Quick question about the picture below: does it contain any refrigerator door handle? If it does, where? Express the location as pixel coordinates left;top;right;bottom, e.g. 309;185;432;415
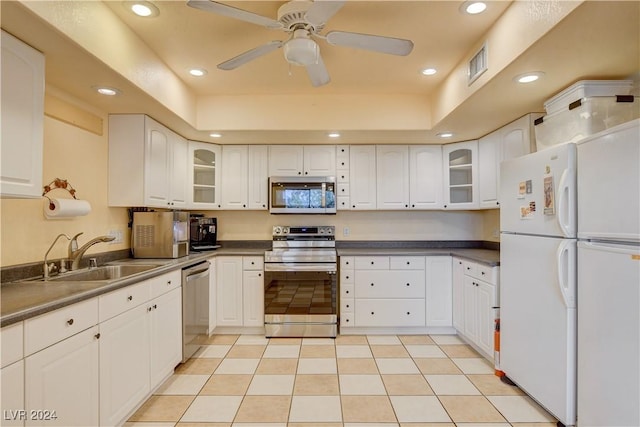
556;239;577;309
556;168;576;238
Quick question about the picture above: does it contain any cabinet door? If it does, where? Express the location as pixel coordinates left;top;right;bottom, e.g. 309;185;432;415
304;145;336;176
243;270;264;327
476;280;496;357
452;258;465;331
501;114;534;160
216;257;243;326
443;140;478;209
409;145;443;209
478;132;500;209
221;145;249;209
376;145;409;209
425;256;453;327
144;117;171;207
248;145;269;209
349;145;377;210
99;305;150;427
189;141;221;209
0;31;44;199
1;361;24;427
207;256;218;334
169;131;188;207
269;145;304;176
149;287;182;387
25;327;99;427
462;276;478;342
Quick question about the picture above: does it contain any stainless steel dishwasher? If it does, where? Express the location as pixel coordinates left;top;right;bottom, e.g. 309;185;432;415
181;260;210;362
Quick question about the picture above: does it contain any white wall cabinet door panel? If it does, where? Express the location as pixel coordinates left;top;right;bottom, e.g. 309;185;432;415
169;131;188;208
409;145;443;209
144;119;172;207
248;145;269;209
269;145;304;176
0;30;44;199
349;145;377;210
216;257;243;326
188;141;221;209
425;256;453;327
443;140;478;210
304;145;336;176
221;145;249;209
149;287;182;387
1;360;24;427
242;270;264;327
376;145;409;209
478;132;500;209
99;305;150;427
25;327;99;427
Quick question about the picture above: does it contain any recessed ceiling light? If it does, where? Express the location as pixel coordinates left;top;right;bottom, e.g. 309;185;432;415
437;132;454;138
514;71;545;84
421;68;437;76
209;133;222;138
328;132;341;138
93;86;120;96
461;1;487;14
189;68;208;77
125;1;159;17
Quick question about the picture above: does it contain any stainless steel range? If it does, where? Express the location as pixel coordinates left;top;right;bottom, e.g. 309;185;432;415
264;225;337;338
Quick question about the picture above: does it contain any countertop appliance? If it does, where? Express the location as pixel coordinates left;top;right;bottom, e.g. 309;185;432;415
189;214;220;251
500;142;578;426
575;119;639;427
269;176;336;214
181;260;211;362
132;211;189;258
264;225;337;337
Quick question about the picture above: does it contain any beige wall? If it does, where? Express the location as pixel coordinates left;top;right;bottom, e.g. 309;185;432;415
0;89;129;267
482;209;501;243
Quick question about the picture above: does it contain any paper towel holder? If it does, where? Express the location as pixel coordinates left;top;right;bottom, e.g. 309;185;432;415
43;178;78;208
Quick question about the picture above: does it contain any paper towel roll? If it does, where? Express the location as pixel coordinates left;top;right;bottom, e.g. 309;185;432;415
44;198;92;219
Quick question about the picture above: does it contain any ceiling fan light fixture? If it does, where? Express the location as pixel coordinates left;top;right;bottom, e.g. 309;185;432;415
284;30;319;66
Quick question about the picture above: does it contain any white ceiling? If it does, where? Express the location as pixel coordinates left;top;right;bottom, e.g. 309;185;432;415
1;1;639;144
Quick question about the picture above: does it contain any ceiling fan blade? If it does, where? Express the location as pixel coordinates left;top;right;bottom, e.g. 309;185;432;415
186;0;283;29
305;54;331;87
305;0;345;27
218;41;283;70
326;31;414;56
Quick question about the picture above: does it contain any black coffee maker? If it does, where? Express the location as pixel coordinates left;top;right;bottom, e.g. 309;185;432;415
189;214;219;251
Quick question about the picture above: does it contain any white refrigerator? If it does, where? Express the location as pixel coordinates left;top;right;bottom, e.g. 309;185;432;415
500;142;578;426
576;119;639;427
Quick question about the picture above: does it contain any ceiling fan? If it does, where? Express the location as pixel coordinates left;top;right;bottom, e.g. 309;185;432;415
186;0;414;87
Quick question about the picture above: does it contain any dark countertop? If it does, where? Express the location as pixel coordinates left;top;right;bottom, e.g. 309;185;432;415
1;242;498;327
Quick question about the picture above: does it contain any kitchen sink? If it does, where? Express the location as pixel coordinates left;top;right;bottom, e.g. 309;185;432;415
46;264;161;282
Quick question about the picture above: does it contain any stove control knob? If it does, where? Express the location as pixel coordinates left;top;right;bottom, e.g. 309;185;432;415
283;226;290;235
273;226;282;235
319;228;325;234
325;227;333;235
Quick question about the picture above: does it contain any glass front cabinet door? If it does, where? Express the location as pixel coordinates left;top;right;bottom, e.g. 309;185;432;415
442;140;479;209
188;141;221;209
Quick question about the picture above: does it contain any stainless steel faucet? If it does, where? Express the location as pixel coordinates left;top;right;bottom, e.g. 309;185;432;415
68;232;115;270
44;233;71;280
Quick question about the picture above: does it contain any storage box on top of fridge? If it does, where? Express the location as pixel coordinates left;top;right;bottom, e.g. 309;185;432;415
543;79;634;114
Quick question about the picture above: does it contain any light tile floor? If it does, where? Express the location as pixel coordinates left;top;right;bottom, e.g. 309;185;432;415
126;334;557;427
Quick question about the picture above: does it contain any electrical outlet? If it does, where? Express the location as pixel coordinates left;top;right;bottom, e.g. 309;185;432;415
492;228;499;238
108;229;124;244
343;226;350;237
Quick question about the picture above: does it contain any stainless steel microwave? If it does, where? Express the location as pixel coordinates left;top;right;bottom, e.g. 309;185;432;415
269;176;336;214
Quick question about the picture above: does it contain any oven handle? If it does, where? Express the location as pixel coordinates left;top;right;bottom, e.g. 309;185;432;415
264;262;337;273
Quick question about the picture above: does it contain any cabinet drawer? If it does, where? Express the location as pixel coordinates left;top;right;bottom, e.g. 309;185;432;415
390;256;425;270
340;313;354;328
476;264;498;284
337;183;350;196
243;256;264;271
150;270;181;299
355;270;425;298
1;322;23;367
341;283;354;299
340;269;354;284
355;256;390;270
99;281;151;323
340;298;354;313
24;298;99;356
355;299;425;327
337;171;349;182
337;196;350;210
336;156;349;170
462;261;478;277
340;256;354;270
336;145;350;157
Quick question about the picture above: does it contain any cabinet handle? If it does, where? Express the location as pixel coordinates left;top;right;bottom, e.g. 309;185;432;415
466;267;471;270
346;304;350;308
304;171;308;175
406;261;410;265
406;283;410;286
243;204;246;208
128;295;133;301
263;204;266;208
153;304;157;309
345;318;350;322
370;283;374;286
94;333;101;340
251;261;255;265
298;172;302;175
345;275;350;279
346;261;349;265
407;312;411;315
444;204;448;208
345;290;349;294
405;204;408;208
352;205;356;208
371;261;374;265
67;318;74;326
167;280;171;285
481;271;485;275
412;204;415;208
371;312;375;315
148;306;152;312
258;273;262;277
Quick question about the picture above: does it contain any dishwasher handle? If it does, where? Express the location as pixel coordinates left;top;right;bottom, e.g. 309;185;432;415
183;261;210;280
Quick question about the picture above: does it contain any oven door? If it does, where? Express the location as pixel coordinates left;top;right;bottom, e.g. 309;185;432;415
264;262;337;337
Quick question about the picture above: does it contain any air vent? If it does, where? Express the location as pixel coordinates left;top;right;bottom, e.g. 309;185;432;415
468;42;488;85
135;224;155;248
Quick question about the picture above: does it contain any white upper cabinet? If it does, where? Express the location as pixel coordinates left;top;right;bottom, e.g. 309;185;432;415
349;145;377;210
1;30;44;199
409;145;443;209
221;145;268;210
376;145;409;209
442;140;479;210
269;145;336;176
108;114;188;208
479;114;536;209
188;141;221;209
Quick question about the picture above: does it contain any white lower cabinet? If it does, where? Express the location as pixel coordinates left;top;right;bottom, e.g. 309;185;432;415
216;256;265;329
149;287;182;387
1;360;24;427
243;270;264;327
355;299;425;327
25;326;100;427
452;257;465;331
425;256;453;327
